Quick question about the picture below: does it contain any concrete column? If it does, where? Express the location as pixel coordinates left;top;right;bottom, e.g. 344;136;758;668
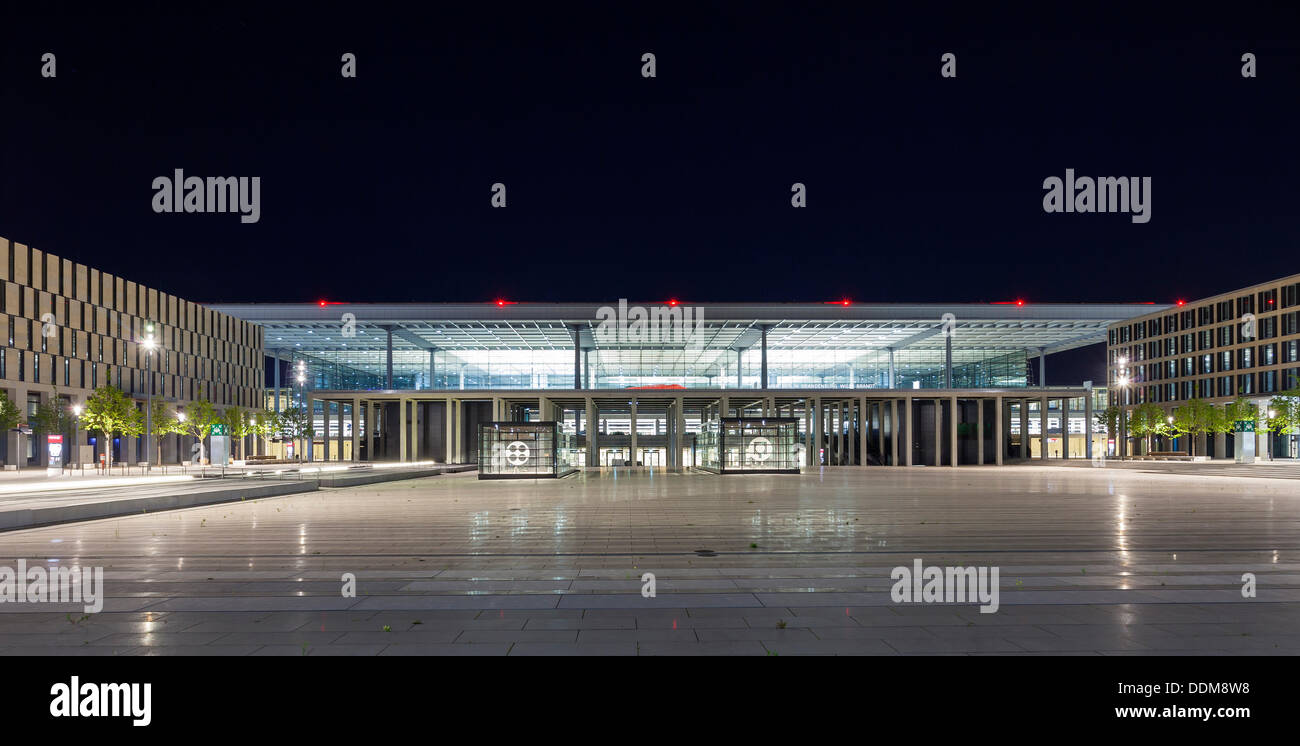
1214;431;1226;460
949;396;958;466
586;398;598;467
735;349;742;388
337;401;346;461
349;399;359;461
804;400;814;466
860;396;869;467
760;325;768;389
666;401;676;469
834;401;844;465
812;397;823;465
1084;390;1094;460
995;396;1004;465
903;397;914;466
410;401;419;461
1019;400;1028;459
368;402;378;461
945;335;953;388
887;400;896;465
1039;395;1049;460
1038;348;1046;387
453;399;464;463
629;399;638;466
321;401;331;461
429;349;436;390
888;349;896;389
444;397;455;463
675;397;686;470
1060;397;1070;459
720;395;730;419
398;399;408;462
933;398;943;467
977;398;985;465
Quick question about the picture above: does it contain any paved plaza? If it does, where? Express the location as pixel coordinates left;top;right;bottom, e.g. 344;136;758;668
0;465;1298;655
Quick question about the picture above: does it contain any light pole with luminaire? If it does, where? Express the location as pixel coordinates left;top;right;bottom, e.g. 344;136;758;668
72;404;82;471
1116;355;1130;460
142;323;157;469
296;360;307;462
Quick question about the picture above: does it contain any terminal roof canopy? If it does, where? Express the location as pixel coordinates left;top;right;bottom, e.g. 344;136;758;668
211;302;1162;359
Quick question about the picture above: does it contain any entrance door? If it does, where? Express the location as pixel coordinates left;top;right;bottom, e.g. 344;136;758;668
641;449;660;467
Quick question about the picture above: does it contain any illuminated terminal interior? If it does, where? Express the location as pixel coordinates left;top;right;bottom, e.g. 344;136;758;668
210;300;1147;468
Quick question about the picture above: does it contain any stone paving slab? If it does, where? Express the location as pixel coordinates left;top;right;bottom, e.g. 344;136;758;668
0;467;1298;655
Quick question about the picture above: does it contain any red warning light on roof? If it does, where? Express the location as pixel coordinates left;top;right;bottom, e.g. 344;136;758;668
668;299;679;307
823;299;851;306
1176;299;1185;306
494;299;517;307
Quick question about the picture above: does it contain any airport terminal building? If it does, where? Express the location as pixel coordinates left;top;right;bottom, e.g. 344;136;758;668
211;299;1159;468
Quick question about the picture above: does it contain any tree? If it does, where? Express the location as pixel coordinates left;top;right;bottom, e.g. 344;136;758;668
148;400;186;465
32;387;71;433
1129;402;1173;455
277;406;314;460
179;399;220;463
1265;385;1300;436
79;385;143;469
0;391;20;466
251;410;280;456
1096;405;1120;456
221;406;252;459
1170;399;1218;457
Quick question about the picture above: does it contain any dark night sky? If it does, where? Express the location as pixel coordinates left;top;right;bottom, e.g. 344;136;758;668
1;1;1297;317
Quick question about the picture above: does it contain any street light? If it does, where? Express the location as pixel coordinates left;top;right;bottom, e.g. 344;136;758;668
142;323;157;470
296;360;307;462
1115;352;1131;459
72;404;82;470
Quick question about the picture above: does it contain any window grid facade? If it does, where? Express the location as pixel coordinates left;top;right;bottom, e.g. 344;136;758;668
1107;273;1300;408
0;236;264;410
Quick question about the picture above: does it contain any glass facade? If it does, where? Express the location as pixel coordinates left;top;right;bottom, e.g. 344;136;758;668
277;329;1031;392
477;421;578;479
699;417;800;474
225;302;1149;396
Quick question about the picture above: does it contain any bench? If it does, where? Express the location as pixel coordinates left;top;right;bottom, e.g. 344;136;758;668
1136;451;1193;461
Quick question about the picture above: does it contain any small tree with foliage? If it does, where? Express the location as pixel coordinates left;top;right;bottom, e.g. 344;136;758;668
32;387;75;446
1129;402;1173;455
180;399;220;463
221;407;253;460
148;400;186;464
1095;405;1120;457
1170;398;1218;457
277;406;314;461
1265;384;1300;437
251;410;280;457
79;385;143;469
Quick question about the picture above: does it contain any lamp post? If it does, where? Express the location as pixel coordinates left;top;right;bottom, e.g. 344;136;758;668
142;323;157;469
1116;355;1129;460
1167;415;1175;455
296;360;307;462
72;404;82;471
